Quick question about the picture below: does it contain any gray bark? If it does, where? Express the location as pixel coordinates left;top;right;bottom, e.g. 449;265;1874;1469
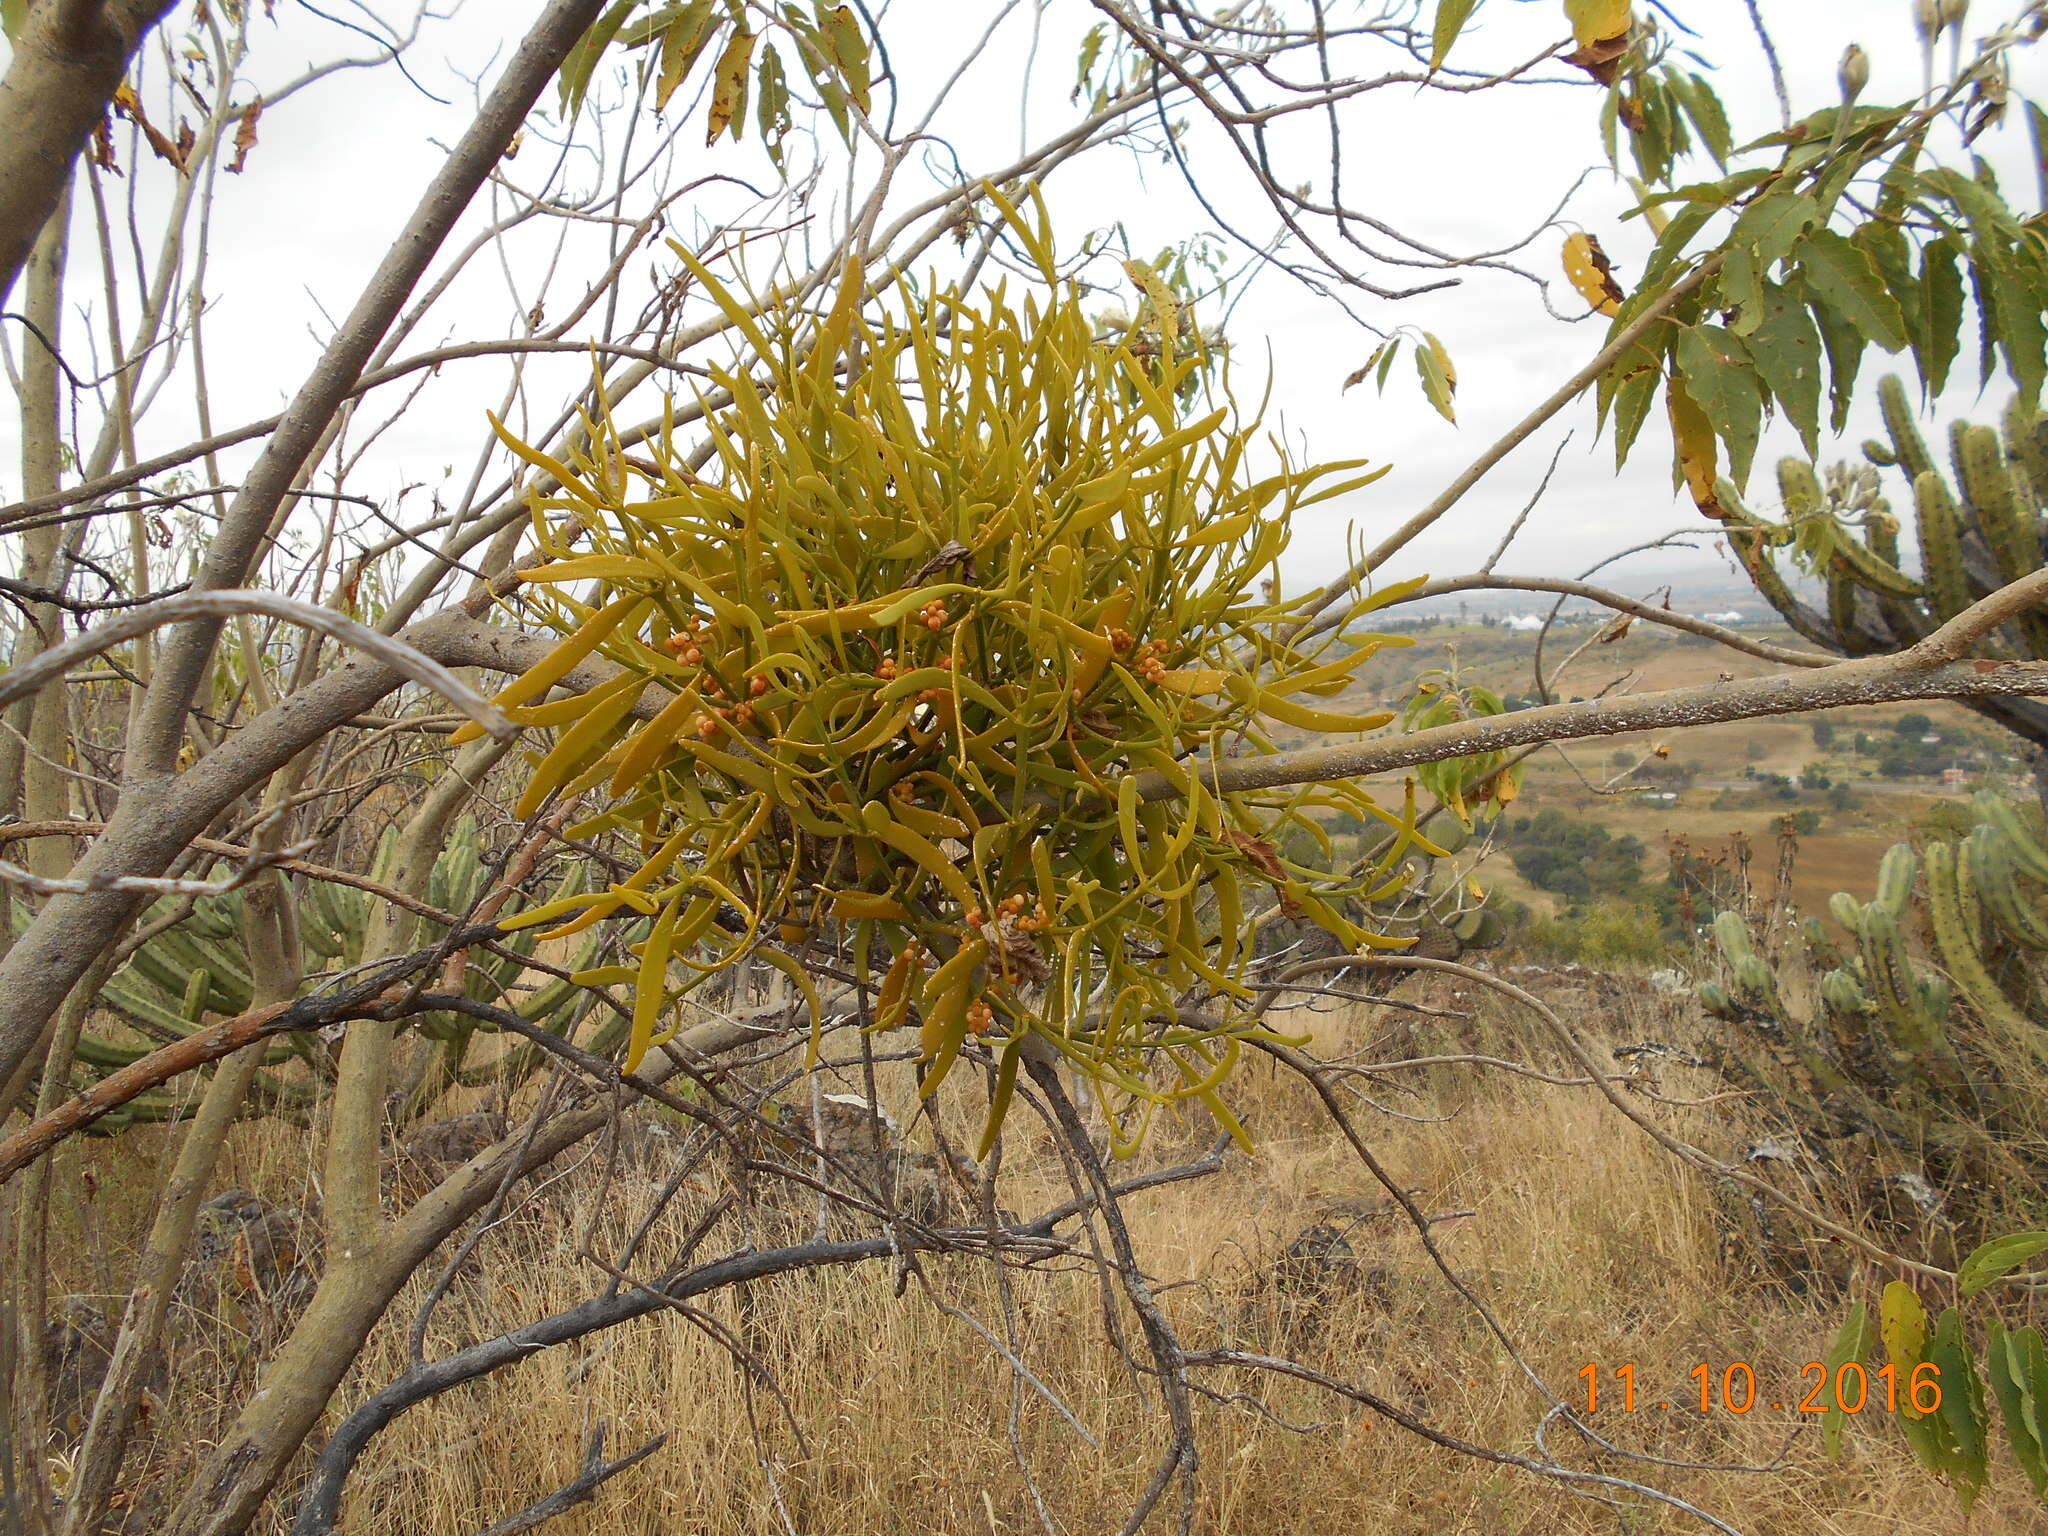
0;0;178;307
0;0;614;1096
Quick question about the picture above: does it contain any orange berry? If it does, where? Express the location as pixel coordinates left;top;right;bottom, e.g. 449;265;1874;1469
936;655;953;670
965;908;985;928
682;646;702;665
749;674;769;697
693;714;717;739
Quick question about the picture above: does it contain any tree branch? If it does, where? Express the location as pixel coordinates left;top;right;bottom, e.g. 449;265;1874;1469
0;588;515;739
0;0;180;305
470;1424;667;1536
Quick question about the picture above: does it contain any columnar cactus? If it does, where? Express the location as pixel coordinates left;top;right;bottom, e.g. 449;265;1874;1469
13;819;607;1132
1700;793;2048;1177
1721;375;2048;752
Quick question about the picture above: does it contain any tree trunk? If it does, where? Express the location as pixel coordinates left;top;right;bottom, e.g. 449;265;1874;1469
0;0;178;307
0;0;615;1095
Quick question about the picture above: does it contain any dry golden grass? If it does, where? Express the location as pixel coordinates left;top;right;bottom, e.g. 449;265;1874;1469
60;978;2048;1535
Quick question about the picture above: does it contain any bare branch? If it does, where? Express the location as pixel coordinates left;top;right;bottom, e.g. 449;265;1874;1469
470;1423;667;1536
0;589;515;741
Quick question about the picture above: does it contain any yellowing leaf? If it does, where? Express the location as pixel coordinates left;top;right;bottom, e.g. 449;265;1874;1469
1563;0;1632;49
1562;231;1624;317
1881;1281;1931;1415
1417;332;1457;422
655;1;719;112
705;27;756;145
821;4;871;112
1665;375;1724;520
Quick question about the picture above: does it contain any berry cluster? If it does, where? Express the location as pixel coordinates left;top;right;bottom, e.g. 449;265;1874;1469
876;648;957;704
964;893;1051;933
917;598;950;631
965;998;995;1035
663;612;708;664
1133;638;1171;684
658;618;772;740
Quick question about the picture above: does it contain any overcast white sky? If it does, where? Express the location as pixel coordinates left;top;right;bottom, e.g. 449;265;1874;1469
3;1;2043;601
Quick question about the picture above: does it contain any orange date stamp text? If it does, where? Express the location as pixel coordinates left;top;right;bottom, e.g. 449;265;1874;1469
1579;1361;1943;1415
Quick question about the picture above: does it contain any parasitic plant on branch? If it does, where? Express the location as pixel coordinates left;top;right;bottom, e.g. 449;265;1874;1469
475;195;1477;1156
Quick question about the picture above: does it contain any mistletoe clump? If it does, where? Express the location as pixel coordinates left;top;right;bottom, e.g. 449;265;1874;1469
468;194;1440;1154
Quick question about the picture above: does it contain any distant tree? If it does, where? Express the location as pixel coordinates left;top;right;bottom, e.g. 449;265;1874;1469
1639;758;1695;788
1511;846;1564;887
1917;802;1976;842
1895;712;1936;738
1549;867;1594;904
1802;764;1832;789
1811;720;1837;749
1878;741;1945;778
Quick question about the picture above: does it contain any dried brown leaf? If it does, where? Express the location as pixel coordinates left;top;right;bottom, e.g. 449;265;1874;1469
1563;31;1630;87
89;114;120;175
227;96;262;175
112;84;189;174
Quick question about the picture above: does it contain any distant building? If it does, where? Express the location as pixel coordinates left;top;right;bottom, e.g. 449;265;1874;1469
1943;767;1969;786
